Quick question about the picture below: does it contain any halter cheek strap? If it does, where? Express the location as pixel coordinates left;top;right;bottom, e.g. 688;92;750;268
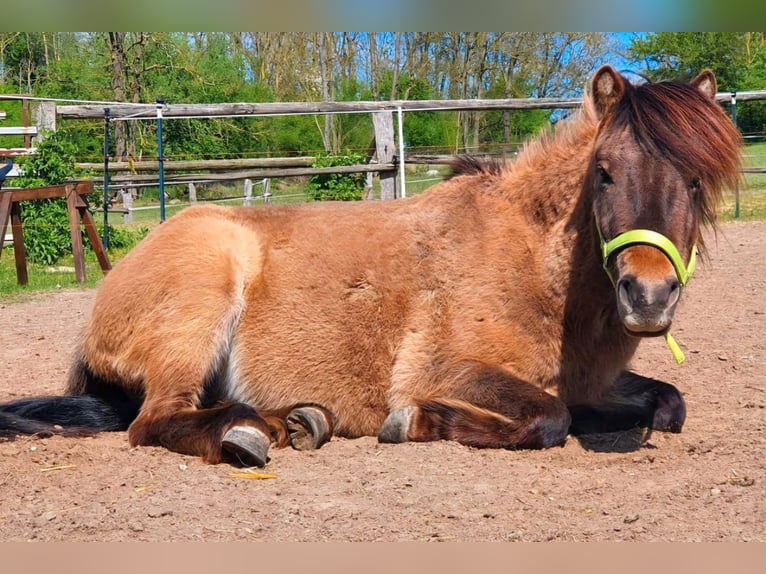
597;223;698;364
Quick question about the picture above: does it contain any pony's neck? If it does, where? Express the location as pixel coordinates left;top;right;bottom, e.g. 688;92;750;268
510;107;600;232
512;107;628;356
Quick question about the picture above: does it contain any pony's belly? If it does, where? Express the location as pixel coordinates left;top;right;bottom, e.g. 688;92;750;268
222;331;391;438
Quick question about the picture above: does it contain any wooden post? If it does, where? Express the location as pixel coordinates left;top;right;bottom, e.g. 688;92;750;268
76;194;112;276
364;172;374;200
372;111;397;200
243;179;253;206
0;192;29;285
66;185;87;283
32;101;57;143
0;191;10;249
121;188;133;223
262;178;271;203
1;192;28;285
188;182;197;204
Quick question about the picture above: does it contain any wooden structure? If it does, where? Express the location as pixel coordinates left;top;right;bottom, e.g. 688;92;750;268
0;97;41;158
0;181;111;285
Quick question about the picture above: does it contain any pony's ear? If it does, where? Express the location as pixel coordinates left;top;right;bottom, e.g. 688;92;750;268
690;70;717;100
591;66;626;119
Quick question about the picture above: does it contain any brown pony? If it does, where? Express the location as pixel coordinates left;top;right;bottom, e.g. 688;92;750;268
0;66;742;467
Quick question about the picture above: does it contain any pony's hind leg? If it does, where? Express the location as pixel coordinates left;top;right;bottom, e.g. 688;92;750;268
567;371;686;436
129;400;334;467
128;397;273;466
380;361;571;450
84;208;279;466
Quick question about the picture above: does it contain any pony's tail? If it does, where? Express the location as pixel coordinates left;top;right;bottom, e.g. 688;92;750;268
0;360;140;440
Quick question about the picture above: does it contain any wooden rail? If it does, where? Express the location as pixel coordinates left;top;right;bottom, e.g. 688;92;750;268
0;126;38;136
52;89;766;120
77;156;317;173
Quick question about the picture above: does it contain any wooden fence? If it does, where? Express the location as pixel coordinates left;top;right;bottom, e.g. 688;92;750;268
3;88;766;208
59;90;766;199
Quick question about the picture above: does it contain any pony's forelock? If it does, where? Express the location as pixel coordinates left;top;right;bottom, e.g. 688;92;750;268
605;78;742;233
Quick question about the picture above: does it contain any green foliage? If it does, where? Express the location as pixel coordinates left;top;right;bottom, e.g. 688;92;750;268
629;32;766;134
482;79;552;145
84;224;148;252
15;131;82;265
378;73;456;151
4;32;766;193
630;33;744;87
16;199;72;266
15;130;79;189
306;151;367;201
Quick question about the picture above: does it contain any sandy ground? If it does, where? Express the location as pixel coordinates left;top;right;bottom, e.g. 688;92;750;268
0;220;763;542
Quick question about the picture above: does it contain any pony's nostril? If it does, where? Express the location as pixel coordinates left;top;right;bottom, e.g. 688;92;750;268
666;278;682;306
617;276;637;309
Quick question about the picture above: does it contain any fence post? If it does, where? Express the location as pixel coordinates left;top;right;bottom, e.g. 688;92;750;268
156;100;166;221
244;178;253;206
103;108;110;248
31;100;56;143
372;111;396;200
397;106;406;198
188;182;197;204
364;172;374;200
121;188;134;224
731;92;740;219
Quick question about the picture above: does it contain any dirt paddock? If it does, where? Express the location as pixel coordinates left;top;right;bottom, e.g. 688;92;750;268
0;220;763;542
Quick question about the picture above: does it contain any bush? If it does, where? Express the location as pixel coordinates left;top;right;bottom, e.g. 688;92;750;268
306;151;367;201
16;199;72;265
87;224;149;252
15;130;81;265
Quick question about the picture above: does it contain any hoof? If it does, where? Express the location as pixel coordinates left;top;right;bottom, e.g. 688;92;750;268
378;406;415;444
222;425;271;467
286;406;333;451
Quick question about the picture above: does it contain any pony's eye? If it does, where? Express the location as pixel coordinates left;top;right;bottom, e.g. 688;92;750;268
596;163;613;185
689;178;702;192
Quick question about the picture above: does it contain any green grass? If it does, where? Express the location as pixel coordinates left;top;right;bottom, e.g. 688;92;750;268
112;170;448;227
0;246;133;302
720;140;766;221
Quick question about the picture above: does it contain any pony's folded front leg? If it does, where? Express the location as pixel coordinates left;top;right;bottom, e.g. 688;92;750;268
128;400;273;467
379;362;571;450
567;371;686;436
256;403;336;451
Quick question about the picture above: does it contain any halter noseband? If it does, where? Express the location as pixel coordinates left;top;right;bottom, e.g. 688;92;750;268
596;222;698;364
600;228;697;288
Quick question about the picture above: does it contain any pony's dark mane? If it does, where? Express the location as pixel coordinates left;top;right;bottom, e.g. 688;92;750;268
446;155;504;180
607;79;742;232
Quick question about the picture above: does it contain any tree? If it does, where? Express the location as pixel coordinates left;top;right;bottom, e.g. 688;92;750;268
1;32;631;165
629;32;766;134
630;32;744;87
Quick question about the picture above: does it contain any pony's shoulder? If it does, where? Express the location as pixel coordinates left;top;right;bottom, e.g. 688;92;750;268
446;155;504;180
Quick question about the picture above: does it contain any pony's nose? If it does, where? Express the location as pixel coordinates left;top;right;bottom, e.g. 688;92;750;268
617;274;681;333
618;275;681;309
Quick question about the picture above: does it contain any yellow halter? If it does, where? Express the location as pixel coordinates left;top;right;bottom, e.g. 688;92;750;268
597;223;698;364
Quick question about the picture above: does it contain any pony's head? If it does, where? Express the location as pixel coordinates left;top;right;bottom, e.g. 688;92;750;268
587;66;741;337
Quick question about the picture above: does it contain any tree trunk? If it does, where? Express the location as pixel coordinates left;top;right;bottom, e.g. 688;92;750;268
107;33;131;161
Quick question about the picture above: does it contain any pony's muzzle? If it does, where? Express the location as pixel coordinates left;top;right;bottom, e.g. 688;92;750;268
616;273;681;335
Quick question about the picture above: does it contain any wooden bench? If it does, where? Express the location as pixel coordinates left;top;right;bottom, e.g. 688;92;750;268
0;181;111;285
